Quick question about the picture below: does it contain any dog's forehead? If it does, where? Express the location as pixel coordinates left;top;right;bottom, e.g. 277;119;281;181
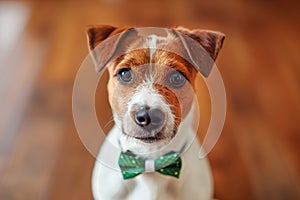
129;31;179;52
117;33;185;69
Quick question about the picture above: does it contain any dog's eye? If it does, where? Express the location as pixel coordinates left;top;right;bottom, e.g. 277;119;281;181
117;68;134;84
168;71;186;88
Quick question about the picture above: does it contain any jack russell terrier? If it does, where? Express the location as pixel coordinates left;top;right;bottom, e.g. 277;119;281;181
86;25;225;200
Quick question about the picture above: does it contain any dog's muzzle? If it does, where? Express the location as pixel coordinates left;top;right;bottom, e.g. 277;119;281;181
134;106;165;131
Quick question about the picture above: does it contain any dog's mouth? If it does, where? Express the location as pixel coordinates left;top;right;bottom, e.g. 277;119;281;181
122;127;177;144
130;132;164;143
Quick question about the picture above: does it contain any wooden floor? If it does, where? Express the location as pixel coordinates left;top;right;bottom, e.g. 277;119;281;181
0;0;300;199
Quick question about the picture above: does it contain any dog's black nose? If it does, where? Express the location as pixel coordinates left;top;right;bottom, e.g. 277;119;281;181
134;107;151;126
134;107;165;130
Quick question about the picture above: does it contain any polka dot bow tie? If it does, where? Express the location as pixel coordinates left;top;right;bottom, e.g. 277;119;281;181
118;151;182;180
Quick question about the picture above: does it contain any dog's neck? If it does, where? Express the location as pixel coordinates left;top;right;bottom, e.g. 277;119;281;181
118;101;198;160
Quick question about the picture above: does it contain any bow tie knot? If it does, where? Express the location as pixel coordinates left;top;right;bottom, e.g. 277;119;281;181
118;151;182;180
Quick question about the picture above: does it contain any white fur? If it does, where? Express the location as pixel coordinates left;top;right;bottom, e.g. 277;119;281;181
92;102;214;200
145;32;176;62
147;34;157;61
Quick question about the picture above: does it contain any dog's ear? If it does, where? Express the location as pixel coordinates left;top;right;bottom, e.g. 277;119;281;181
86;25;135;72
173;27;225;77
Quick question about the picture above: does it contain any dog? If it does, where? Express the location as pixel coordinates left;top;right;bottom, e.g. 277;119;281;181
86;25;225;200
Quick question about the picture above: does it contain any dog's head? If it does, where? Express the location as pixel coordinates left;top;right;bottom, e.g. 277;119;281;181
86;25;224;148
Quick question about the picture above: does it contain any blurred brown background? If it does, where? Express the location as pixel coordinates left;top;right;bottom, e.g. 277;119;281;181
0;0;300;199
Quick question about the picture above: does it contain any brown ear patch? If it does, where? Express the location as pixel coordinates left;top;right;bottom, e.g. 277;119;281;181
86;25;116;50
86;25;134;50
174;27;225;61
188;29;225;61
85;25;136;72
173;27;225;77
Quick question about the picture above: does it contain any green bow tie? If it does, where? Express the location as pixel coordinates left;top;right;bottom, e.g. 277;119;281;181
118;151;182;180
